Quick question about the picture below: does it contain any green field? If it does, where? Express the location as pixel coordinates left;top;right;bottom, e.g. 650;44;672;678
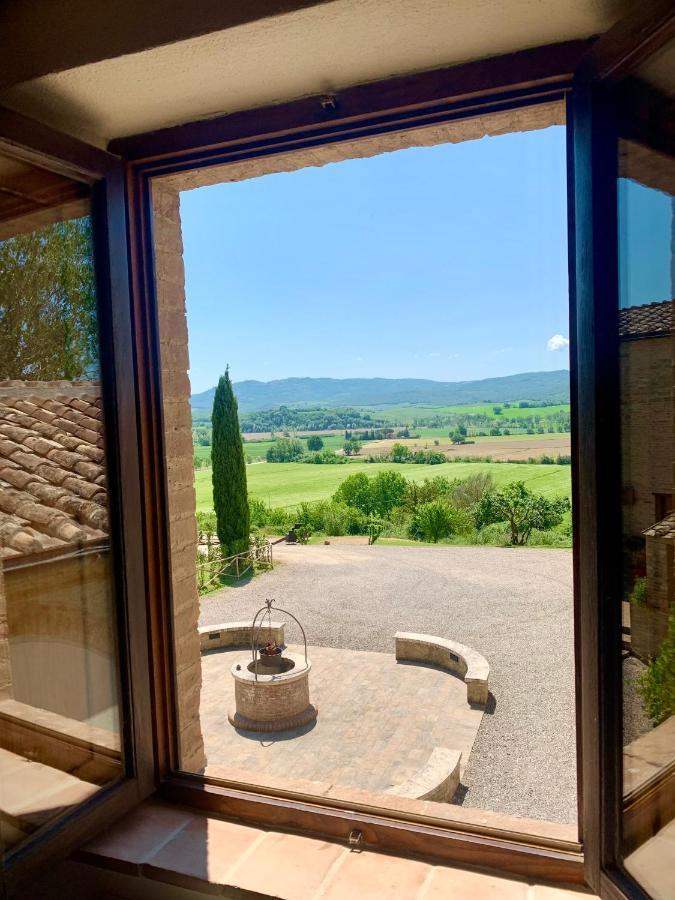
195;433;345;466
194;458;571;513
367;402;570;424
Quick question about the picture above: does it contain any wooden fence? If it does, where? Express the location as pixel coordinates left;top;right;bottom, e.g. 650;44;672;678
197;539;274;595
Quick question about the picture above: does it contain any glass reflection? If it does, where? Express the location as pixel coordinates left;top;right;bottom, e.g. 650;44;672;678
0;155;123;855
619;136;675;894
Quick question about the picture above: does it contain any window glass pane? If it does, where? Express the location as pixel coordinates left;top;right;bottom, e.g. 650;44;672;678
618;131;675;895
0;153;123;856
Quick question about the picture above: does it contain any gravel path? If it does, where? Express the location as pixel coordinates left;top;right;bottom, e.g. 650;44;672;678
200;542;576;825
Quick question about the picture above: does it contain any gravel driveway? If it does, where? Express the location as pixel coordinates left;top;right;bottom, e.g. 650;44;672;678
200;541;576;825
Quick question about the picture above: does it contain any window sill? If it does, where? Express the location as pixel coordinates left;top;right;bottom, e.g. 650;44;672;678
75;800;595;899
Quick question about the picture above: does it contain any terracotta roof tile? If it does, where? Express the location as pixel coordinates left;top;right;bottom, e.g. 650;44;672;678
0;381;108;561
619;300;673;339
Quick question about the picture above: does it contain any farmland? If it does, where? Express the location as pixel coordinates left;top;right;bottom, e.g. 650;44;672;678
194;457;571;513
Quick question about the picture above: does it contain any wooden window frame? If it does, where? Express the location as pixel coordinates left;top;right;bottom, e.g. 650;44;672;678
121;40;588;889
0;108;155;899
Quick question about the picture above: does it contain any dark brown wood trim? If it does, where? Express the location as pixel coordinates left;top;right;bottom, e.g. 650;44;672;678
578;1;675;84
125;166;180;780
623;765;675;857
0;105;119;181
112;40;590;162
566;78;622;896
159;778;585;886
0;0;334;90
92;164;155;798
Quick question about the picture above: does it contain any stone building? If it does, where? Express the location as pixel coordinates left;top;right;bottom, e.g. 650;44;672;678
620;299;675;658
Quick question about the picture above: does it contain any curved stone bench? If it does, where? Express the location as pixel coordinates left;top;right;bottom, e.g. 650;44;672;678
394;632;489;706
199;621;285;652
386;748;461;802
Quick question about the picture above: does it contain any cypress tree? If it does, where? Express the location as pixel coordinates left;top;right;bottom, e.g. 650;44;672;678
211;368;250;557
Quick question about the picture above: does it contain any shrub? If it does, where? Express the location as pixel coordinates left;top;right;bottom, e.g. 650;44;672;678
333;472;373;514
639;606;675;724
294;525;311;544
343;438;362;456
305;449;347;464
306;435;324;451
475;481;570;546
390;442;412;462
266;506;294;530
450;472;494;510
266;438;305;462
370;470;408;517
630;576;647;608
249;496;268;527
409;500;471;543
196;510;217;545
297;500;366;536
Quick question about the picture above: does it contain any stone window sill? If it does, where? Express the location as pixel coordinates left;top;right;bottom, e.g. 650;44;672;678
74;800;596;899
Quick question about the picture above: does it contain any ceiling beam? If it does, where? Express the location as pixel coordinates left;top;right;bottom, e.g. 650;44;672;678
0;0;333;90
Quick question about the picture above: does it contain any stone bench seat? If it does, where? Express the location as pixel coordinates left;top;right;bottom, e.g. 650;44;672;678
385;747;461;802
198;621;285;652
394;632;489;706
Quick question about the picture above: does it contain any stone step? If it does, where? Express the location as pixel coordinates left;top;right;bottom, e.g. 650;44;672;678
0;747;99;851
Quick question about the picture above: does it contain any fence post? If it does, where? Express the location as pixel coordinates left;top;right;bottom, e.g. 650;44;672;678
235;555;239;579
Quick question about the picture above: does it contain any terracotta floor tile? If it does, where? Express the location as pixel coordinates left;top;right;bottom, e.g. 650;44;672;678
82;802;199;872
228;831;345;899
531;885;595;898
319;849;430;900
142;815;265;893
424;865;528;899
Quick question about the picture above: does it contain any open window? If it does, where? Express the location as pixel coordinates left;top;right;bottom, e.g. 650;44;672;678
0;115;153;894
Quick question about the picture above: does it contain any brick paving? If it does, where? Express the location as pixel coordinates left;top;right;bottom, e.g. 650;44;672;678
200;644;483;793
200;542;576;823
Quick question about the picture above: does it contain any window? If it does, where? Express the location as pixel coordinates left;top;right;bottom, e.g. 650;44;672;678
0;152;125;856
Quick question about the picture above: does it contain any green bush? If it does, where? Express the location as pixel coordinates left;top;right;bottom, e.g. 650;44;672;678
639;606;675;724
475;481;570;546
306;435;324;451
266;506;295;530
629;576;647;608
297;500;367;536
305;449;347;464
409;500;471;543
249;496;268;527
266;438;305;462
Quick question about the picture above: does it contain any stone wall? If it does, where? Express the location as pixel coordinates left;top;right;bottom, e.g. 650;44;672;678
151;182;206;772
4;552;118;724
620;335;674;536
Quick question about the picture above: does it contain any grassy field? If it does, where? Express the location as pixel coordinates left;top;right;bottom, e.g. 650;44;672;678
367;402;570;424
194;458;571;512
195;433;345;466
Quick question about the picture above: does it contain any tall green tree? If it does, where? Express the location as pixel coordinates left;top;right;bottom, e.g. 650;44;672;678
0;218;99;380
211;368;250;557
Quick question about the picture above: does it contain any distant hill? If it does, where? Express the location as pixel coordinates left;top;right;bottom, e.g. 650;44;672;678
191;370;569;413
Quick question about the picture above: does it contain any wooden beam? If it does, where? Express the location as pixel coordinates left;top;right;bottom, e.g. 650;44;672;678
0;106;119;182
112;39;591;163
0;0;333;90
578;0;675;83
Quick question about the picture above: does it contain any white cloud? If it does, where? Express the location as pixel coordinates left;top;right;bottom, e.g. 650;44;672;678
547;334;569;352
447;353;460;360
428;352;441;358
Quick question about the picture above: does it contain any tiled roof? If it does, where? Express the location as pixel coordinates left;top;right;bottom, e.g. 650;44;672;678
0;381;108;562
643;511;675;541
619;300;673;340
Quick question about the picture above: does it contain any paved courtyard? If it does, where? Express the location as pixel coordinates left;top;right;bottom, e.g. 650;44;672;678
200;542;576;824
201;644;483;793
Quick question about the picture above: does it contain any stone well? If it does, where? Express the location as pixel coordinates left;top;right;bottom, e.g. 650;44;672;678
228;651;317;732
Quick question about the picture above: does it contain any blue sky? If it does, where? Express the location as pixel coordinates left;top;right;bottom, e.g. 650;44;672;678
181;126;571;393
